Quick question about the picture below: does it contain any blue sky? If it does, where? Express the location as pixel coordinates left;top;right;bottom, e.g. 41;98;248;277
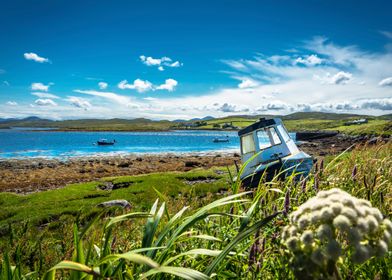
1;0;392;119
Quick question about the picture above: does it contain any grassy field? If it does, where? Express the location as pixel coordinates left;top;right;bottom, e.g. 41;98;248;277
0;169;230;230
1;112;391;135
1;142;391;279
200;117;392;136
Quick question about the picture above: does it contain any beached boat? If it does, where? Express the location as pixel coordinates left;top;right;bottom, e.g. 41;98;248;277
96;139;116;146
237;118;313;188
213;136;229;143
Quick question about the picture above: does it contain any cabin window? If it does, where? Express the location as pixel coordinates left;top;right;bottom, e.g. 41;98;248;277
257;127;281;149
241;134;256;154
269;127;282;145
277;124;291;142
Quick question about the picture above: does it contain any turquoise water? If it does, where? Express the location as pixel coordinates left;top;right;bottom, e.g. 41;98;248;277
0;129;242;159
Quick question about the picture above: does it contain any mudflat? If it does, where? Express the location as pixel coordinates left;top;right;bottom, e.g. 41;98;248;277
0;134;388;194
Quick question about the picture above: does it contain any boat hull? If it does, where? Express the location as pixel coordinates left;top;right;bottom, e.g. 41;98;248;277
239;152;313;188
97;141;115;146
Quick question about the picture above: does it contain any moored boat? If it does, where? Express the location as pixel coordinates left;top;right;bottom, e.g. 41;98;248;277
96;139;116;145
213;136;229;143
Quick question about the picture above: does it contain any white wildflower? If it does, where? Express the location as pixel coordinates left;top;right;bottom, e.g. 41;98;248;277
383;219;392;233
301;230;313;246
282;188;392;268
358;199;372;207
310;211;321;224
366;215;379;233
354;205;367;217
376;240;388;257
369;208;383;222
330;202;343;215
357;217;369;234
342;197;355;207
320;207;334;222
348;228;361;244
288;226;298;237
311;248;325;265
333;215;351;231
317;224;333;241
286;236;299;251
316;190;329;199
352;244;370;263
383;230;391;245
341;207;358;221
326;240;341;261
298;215;310;230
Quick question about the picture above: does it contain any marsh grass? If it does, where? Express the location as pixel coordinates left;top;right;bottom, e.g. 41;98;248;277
1;142;391;279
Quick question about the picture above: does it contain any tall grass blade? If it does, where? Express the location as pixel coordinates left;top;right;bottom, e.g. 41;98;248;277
105;212;150;229
142;201;165;249
142;266;210;280
99;252;159;268
163;249;222;266
49;261;100;276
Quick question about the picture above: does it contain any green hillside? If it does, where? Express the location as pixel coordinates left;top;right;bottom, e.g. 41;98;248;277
0;112;391;135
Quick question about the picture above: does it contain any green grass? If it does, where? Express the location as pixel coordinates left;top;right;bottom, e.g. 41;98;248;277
1;142;391;279
326;119;392;136
0;169;229;230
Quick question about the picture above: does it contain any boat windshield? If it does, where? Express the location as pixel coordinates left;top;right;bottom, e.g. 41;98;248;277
257;127;281;150
241;134;256;155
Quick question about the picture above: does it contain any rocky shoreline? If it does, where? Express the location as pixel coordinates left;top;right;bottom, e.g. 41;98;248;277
0;134;389;194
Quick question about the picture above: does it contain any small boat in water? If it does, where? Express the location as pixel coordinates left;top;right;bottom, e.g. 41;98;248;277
213;136;229;143
96;139;116;146
237;118;313;188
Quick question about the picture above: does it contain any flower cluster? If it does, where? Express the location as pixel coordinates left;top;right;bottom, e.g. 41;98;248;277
282;188;392;265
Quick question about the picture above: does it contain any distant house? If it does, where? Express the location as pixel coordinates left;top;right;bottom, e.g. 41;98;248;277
222;122;238;130
344;118;368;126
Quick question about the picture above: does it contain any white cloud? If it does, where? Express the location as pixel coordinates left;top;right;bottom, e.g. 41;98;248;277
98;82;108;89
219;103;238;112
169;61;181;67
380;31;392;40
6;101;17;106
330;71;352;84
144;97;157;101
31;92;60;99
295;54;322;66
238;78;258;89
34;99;57;106
118;79;153;92
67;96;92;110
24;52;49;63
379;77;392;87
156;79;178;91
31;82;51;91
74;89;133;105
360;98;392;110
139;55;182;70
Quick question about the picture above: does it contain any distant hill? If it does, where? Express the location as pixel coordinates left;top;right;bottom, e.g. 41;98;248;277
280;112;369;120
379;113;392;120
0;112;390;135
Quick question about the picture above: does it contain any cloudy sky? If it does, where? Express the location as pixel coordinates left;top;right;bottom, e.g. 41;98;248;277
1;0;392;120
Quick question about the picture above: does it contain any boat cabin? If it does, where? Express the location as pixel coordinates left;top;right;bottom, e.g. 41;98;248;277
238;118;312;187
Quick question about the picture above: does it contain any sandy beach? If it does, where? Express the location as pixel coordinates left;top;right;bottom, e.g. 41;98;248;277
0;134;388;194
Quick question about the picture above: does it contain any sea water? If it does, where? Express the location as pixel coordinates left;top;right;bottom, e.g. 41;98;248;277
0;129;296;159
